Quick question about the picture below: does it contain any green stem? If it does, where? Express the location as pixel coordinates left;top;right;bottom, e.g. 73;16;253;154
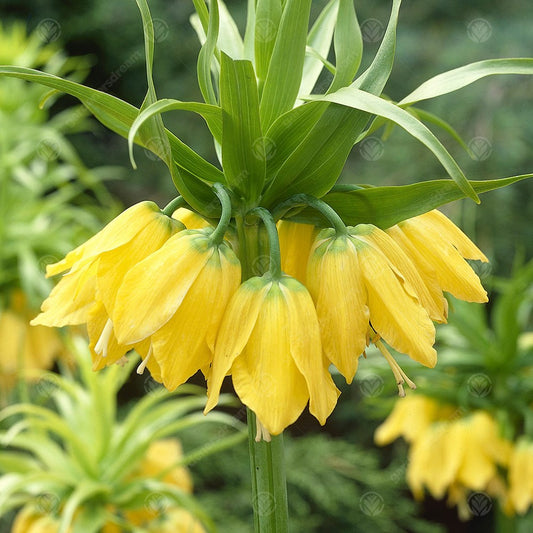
236;215;289;533
272;193;348;235
247;207;282;279
209;183;233;245
162;196;186;216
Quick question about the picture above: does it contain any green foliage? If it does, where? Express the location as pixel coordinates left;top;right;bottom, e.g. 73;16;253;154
181;426;443;533
0;22;119;309
0;337;246;532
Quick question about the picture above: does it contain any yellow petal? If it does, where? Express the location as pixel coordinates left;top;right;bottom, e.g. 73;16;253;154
172;207;210;229
278;220;318;284
374;394;440;445
46;201;163;277
31;260;98;327
97;215;180;316
508;441;533;514
306;236;367;383
230;282;310;435
355;239;437;367
281;276;340;425
419;210;488;261
205;277;269;413
358;224;447;323
386;224;449;321
151;250;237;391
398;217;487;302
113;231;212;344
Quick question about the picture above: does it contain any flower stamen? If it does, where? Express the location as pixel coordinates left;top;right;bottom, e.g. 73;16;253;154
136;344;153;375
374;338;416;397
95;318;114;358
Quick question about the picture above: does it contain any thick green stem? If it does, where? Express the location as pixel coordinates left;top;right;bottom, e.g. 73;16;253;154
236;215;289;533
162;196;186;216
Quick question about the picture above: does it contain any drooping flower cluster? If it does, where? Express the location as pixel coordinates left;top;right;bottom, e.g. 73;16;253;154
373;394;533;519
33;198;488;436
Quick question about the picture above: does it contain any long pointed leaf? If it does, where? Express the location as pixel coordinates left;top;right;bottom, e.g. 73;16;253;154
287;174;532;228
254;0;282;85
197;0;220;104
128;99;223;168
220;54;265;202
259;0;312;129
328;0;362;93
306;87;478;201
400;58;533;106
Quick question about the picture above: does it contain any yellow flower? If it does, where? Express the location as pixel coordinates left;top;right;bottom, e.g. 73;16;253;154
205;275;340;436
507;439;533;514
173;207;210;230
113;229;241;390
278;220;318;284
407;411;511;500
386;209;488;304
306;225;436;384
31;202;184;370
0;291;64;391
374;394;448;446
12;506;66;533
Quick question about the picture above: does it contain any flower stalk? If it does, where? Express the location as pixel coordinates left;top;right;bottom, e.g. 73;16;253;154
236;215;289;532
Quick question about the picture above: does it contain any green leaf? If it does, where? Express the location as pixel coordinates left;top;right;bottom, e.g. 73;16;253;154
298;0;338;98
400;58;533;106
260;0;402;206
352;0;401;94
243;0;257;61
287;174;533;228
128;99;223;168
254;0;282;85
197;0;220;105
0;67;224;185
306;87;478;202
328;0;362;93
259;0;312;130
218;0;244;58
220;54;265;203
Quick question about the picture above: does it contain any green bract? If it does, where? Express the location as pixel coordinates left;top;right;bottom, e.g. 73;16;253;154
0;0;531;223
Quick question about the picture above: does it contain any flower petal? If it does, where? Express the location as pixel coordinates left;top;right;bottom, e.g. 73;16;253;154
307;236;367;383
113;232;212;344
205;277;270;414
231;282;310;435
281;277;340;425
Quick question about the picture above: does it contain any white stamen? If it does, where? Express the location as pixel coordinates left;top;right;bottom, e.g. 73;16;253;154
95;319;114;358
255;418;272;442
136;344;153;375
374;339;417;397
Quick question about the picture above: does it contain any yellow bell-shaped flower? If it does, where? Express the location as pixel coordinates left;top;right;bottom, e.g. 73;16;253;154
386;209;488;304
31;202;184;371
172;207;210;230
306;224;437;384
205;274;340;436
113;228;241;390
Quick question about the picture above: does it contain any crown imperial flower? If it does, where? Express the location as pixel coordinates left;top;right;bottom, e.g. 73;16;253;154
205;274;340;436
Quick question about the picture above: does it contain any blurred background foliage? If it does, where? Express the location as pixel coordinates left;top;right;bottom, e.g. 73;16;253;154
0;0;532;531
